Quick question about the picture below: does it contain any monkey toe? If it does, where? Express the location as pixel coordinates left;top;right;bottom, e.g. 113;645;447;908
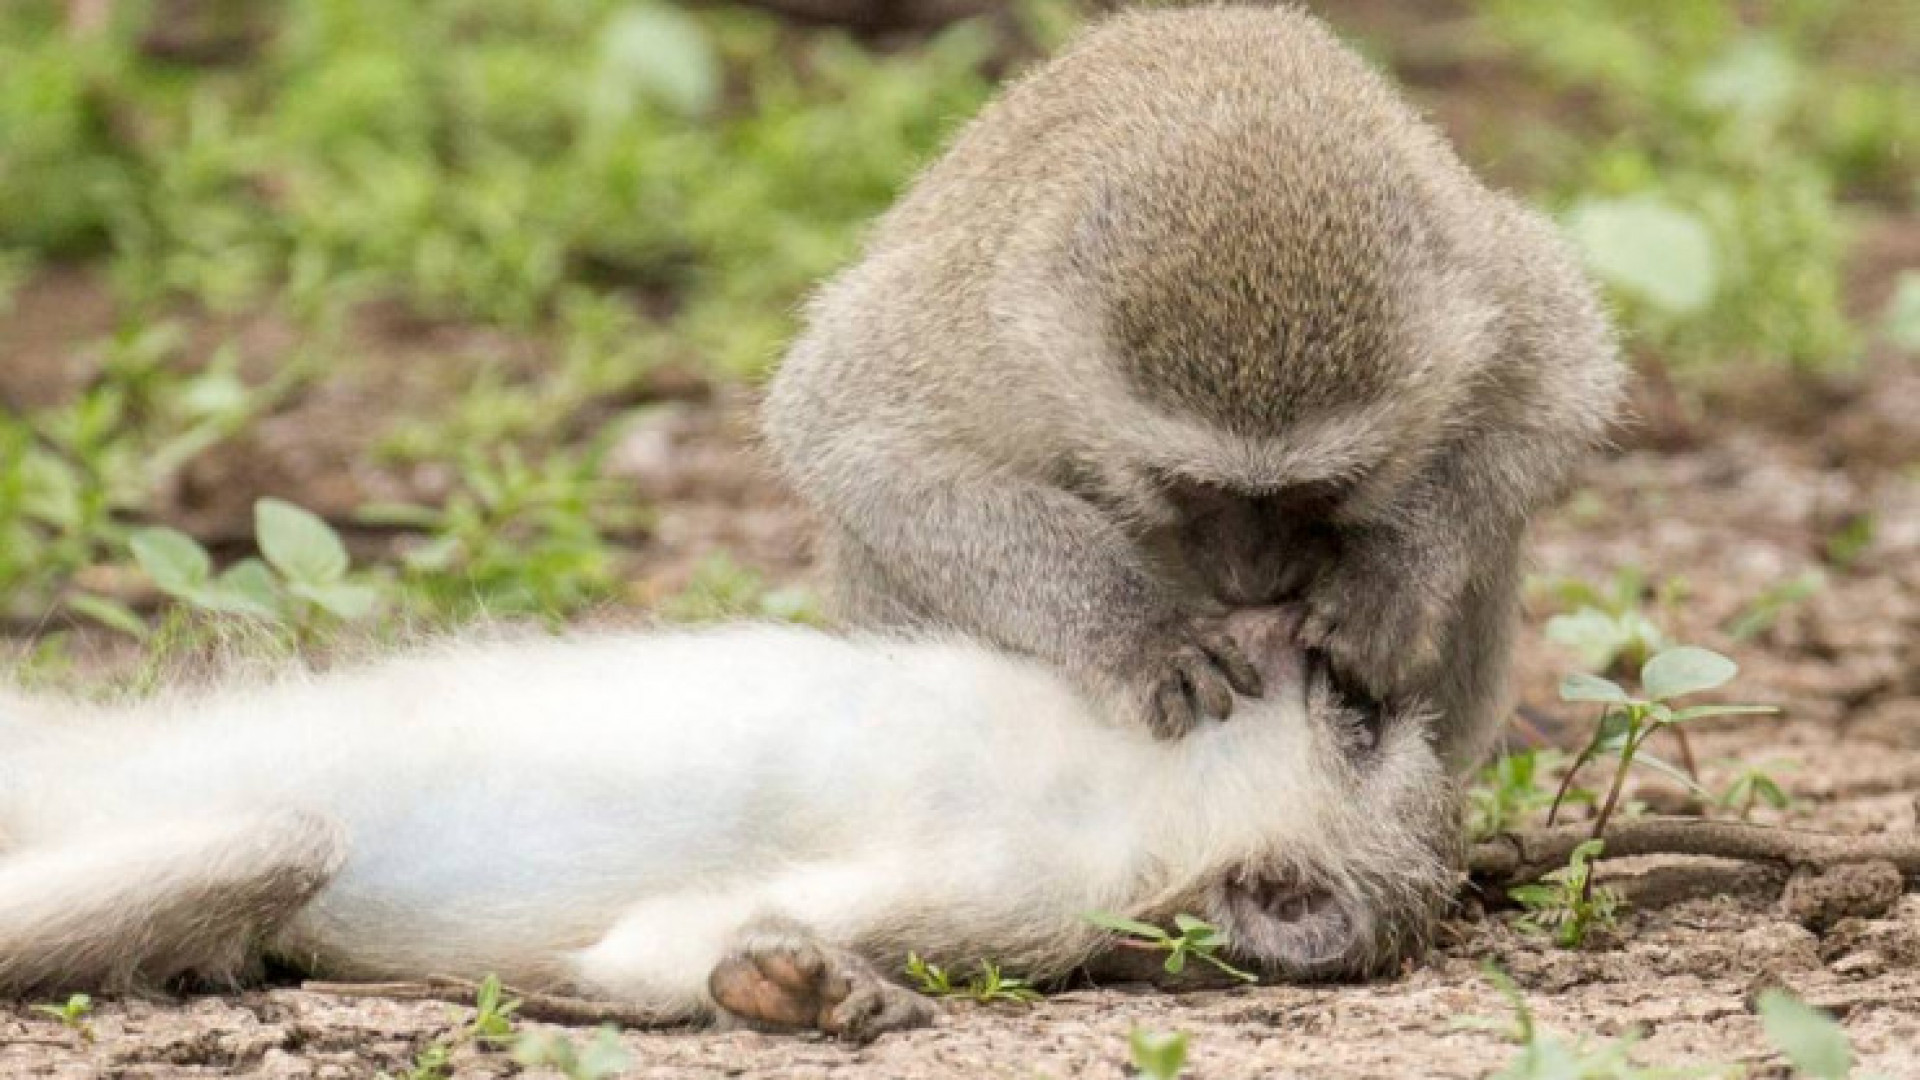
710;926;931;1040
709;929;838;1030
825;980;937;1043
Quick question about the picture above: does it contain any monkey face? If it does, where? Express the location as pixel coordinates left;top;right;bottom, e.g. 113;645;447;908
1156;481;1344;609
1196;607;1457;979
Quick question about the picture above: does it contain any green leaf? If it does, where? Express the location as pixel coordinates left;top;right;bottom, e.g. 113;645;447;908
1081;912;1169;941
1195;951;1259;984
595;3;721;121
575;1028;632;1079
1593;709;1634;752
217;559;284;615
353;501;446;529
1171;913;1213;937
1508;884;1556;906
403;533;463;574
290;581;380;622
1162;947;1187;975
65;594;149;639
1640;646;1737;701
1753;777;1791;810
1757;991;1853;1080
1689;35;1798;123
1627;749;1710;797
1129;1028;1189;1080
1667;703;1777;722
1559;672;1630;704
130;527;213;596
256;498;350;584
1565;195;1719;316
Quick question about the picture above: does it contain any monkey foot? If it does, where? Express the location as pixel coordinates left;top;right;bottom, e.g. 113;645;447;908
708;921;936;1041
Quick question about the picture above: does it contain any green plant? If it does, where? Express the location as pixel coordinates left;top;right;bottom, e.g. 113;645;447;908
1082;912;1256;984
125;497;379;639
376;973;521;1080
1531;645;1775;945
1129;1028;1190;1080
1538;568;1675;674
1716;762;1794;821
1510;839;1623;948
656;552;821;625
383;1043;453;1080
511;1026;632;1080
1823;514;1875;571
1756;990;1866;1079
1469;748;1589;842
463;974;522;1045
1472;0;1901;374
1470;966;1709;1079
31;993;95;1042
1725;572;1824;641
1549;645;1776;836
367;447;630;622
904;953;1043;1005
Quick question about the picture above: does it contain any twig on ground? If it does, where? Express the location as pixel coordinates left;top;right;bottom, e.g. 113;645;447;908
300;975;678;1029
1470;816;1920;888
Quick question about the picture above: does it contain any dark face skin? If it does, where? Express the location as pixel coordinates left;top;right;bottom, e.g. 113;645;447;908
1152;481;1387;736
1158;480;1344;609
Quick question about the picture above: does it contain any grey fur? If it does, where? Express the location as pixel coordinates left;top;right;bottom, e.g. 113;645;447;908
763;5;1621;768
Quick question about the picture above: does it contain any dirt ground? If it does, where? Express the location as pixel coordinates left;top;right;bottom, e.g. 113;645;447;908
3;349;1918;1077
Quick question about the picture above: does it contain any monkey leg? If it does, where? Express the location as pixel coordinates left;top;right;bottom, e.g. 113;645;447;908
0;809;345;995
707;915;935;1042
569;864;936;1040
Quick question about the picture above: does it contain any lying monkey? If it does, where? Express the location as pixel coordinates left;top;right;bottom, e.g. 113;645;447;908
0;608;1454;1040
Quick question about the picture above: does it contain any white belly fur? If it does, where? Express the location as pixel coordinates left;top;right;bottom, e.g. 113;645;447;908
4;624;1366;1003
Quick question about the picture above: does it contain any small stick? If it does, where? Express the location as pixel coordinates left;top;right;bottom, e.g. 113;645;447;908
1470;816;1920;888
301;975;680;1029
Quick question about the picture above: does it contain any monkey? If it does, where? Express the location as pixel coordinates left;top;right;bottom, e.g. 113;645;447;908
0;608;1455;1041
762;4;1623;770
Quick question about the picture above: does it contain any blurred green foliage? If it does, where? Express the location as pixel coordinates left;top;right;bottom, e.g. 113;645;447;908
1474;0;1917;371
0;0;1912;653
0;0;1011;633
0;0;998;364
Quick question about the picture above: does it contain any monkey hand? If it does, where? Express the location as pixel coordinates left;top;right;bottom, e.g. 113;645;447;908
1118;617;1266;739
1295;557;1448;707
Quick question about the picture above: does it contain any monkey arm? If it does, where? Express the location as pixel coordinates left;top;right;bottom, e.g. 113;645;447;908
1299;427;1535;774
795;439;1259;736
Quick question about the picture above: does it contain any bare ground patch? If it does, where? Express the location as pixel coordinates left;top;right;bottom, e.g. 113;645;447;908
4;353;1917;1078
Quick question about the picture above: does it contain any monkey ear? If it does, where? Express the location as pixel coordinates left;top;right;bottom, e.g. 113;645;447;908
1206;864;1367;979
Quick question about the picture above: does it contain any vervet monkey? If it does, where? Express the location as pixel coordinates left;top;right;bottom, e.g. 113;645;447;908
0;609;1453;1040
764;5;1622;766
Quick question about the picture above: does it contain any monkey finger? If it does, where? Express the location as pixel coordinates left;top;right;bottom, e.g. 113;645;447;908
1176;648;1237;722
1295;607;1339;652
1197;628;1264;699
1150;678;1198;740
